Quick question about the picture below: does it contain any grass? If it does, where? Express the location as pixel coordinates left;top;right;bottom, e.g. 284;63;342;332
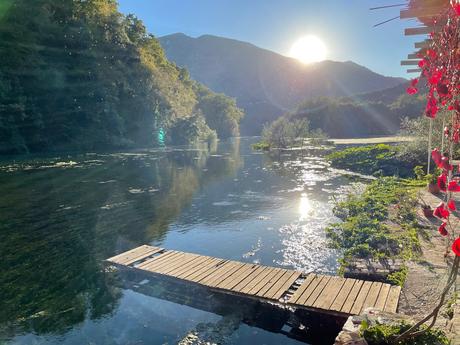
251;141;270;151
326;144;422;178
360;322;449;345
326;177;422;283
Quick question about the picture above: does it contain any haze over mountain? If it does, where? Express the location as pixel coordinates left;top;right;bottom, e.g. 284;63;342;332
159;33;407;135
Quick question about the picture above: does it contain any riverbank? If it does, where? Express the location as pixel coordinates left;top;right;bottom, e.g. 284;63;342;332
404;189;460;343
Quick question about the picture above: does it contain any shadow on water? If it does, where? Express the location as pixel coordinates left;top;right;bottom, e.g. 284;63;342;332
0;139;241;339
111;268;343;345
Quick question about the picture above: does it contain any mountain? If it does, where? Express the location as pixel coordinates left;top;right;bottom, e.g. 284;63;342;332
0;1;242;154
159;33;407;135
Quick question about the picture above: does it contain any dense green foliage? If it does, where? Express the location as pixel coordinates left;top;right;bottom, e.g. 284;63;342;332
253;117;326;149
0;0;243;154
361;322;449;345
326;144;425;178
278;91;425;138
327;177;421;265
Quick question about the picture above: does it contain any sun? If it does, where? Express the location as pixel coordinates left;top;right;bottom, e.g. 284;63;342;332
289;35;327;64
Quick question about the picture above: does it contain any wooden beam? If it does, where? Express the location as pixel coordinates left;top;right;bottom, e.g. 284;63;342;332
415;40;430;48
401;60;421;66
407;68;422;73
400;8;442;19
407;53;421;59
405;27;434;36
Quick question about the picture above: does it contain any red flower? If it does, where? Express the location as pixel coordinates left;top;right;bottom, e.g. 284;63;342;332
410;78;419;87
434;202;450;218
407;87;418;95
429;71;443;85
452;238;460;256
437;83;449;97
449;181;460;192
426;49;437;59
432;148;442;166
441;157;453;171
454;130;460;143
418;59;427;68
426;96;438;118
453;3;460;16
438;222;448;236
438;173;447;191
448;199;456;210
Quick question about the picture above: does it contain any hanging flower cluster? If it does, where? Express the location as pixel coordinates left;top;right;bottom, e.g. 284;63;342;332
407;1;460;257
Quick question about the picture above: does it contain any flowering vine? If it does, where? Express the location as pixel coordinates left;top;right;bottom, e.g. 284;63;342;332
406;1;460;258
399;1;460;341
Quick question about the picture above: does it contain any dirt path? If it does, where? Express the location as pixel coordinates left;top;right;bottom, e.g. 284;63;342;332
329;136;414;145
400;190;460;343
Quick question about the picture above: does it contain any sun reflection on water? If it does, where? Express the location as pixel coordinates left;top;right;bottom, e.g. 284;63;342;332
298;193;312;220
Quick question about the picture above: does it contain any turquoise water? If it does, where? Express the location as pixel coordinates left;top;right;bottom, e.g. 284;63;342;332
0;138;366;344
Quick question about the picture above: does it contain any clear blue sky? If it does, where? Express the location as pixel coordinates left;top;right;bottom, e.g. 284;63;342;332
118;0;422;78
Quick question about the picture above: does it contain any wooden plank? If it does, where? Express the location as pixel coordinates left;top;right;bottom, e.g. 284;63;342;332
137;251;180;270
415;40;430;48
215;263;250;289
176;256;215;278
400;8;442;19
143;252;188;272
239;267;276;294
361;282;383;312
407;53;420;60
272;271;302;300
407;68;422;73
107;245;151;263
220;264;258;290
303;275;331;306
350;281;372;315
246;268;280;295
384;285;401;313
141;251;186;271
169;255;210;278
123;247;163;266
108;245;161;265
341;280;364;314
374;284;391;311
233;266;268;292
187;259;228;283
200;261;240;286
297;275;325;305
401;60;421;66
405;26;435;36
263;270;299;299
159;253;200;275
287;274;316;304
314;276;347;310
330;279;357;312
255;269;286;297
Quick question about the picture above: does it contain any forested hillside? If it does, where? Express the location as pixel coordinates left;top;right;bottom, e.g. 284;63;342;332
280;87;425;138
0;0;243;154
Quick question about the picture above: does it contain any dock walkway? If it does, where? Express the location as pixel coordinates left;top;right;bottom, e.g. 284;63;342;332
106;245;401;317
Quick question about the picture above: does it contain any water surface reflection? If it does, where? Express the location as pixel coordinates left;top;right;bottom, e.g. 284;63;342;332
0;138;367;344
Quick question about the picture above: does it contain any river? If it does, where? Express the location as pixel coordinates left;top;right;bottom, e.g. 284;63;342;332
0;138;369;345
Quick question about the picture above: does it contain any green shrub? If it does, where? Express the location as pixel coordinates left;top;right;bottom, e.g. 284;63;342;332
327;177;421;263
326;144;423;178
361;322;449;345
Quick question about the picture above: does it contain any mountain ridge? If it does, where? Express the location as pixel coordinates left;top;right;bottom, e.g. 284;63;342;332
159;33;407;135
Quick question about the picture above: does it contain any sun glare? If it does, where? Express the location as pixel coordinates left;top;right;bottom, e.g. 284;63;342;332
289;35;327;64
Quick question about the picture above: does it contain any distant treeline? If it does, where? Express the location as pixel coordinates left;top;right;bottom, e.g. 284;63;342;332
278;84;425;138
0;0;243;154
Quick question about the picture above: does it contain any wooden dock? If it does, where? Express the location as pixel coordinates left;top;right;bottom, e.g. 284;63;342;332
106;245;401;317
